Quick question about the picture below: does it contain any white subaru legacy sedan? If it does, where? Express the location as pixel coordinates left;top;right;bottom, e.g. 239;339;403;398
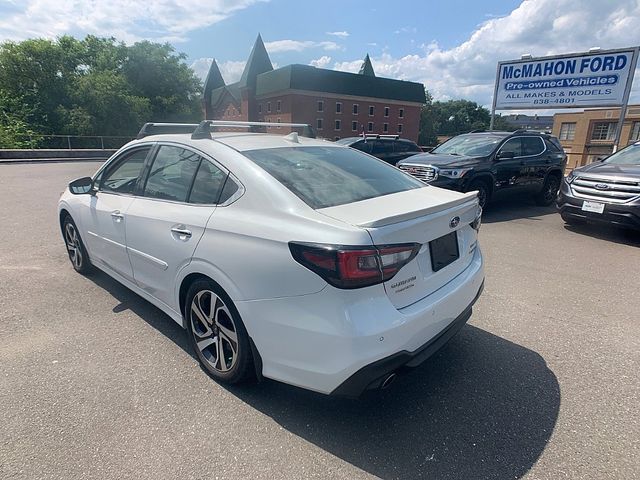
58;121;484;396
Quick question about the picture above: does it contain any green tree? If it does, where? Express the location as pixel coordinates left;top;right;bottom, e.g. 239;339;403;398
0;35;202;147
418;99;515;146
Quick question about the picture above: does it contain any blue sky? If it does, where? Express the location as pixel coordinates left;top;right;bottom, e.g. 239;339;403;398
1;0;640;107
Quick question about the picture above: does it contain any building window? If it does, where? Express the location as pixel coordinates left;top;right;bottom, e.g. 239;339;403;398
369;106;374;116
352;121;358;132
317;100;324;112
276;100;281;112
267;102;271;113
336;102;342;114
384;107;389;117
631;122;640;142
591;122;617;141
317;118;323;130
368;122;374;132
335;136;340;141
258;104;262;114
399;108;404;118
383;123;389;133
559;122;576;141
353;104;359;115
335;119;341;131
277;118;281;128
398;124;403;134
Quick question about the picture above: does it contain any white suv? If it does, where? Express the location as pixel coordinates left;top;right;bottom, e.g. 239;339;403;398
58;121;484;396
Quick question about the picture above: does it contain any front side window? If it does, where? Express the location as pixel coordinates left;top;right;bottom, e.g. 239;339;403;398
143;145;200;202
100;147;150;194
559;122;576;141
591;122;617;141
243;146;424;209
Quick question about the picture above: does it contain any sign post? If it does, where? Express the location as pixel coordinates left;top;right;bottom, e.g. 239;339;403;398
490;47;638;151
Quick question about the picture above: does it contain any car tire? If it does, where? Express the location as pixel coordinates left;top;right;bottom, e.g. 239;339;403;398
535;175;561;206
62;215;93;274
466;179;490;209
185;279;253;384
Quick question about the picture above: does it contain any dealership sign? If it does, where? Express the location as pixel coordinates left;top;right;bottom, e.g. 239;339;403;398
493;48;638;110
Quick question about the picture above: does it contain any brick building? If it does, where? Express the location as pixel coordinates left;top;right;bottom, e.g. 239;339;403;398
552;106;640;170
202;35;426;142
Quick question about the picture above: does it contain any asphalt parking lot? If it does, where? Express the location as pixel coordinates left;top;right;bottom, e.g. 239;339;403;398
1;161;639;480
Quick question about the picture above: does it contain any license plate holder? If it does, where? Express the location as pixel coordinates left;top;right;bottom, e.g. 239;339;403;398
581;200;605;214
430;231;459;272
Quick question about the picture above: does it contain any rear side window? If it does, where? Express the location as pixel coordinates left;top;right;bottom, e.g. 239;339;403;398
189;160;228;204
395;141;421;153
143;145;200;202
243;146;424;209
499;138;522;157
372;140;393;155
522;137;545;156
350;140;372;154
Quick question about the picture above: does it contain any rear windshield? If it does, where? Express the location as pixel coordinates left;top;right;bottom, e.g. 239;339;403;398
243;146;424;209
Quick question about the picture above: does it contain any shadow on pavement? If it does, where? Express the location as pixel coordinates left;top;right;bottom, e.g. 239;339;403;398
482;195;558;224
88;271;561;480
563;222;640;247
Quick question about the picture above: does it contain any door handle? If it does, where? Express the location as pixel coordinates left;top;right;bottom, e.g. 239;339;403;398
171;226;192;238
111;210;124;222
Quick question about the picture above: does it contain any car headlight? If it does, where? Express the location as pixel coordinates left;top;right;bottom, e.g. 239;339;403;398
565;172;576;184
439;168;472;179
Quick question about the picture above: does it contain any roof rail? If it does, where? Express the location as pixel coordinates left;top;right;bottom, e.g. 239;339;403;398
192;120;316;140
137;121;316;140
137;123;199;139
363;134;400;139
513;128;550;135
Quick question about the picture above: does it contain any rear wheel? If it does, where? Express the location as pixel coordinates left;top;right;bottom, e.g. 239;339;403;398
62;215;93;274
535;175;561;206
466;179;490;209
185;279;253;384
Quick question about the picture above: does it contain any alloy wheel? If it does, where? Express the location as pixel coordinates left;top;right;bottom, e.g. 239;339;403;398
544;177;560;203
64;222;83;269
190;290;239;373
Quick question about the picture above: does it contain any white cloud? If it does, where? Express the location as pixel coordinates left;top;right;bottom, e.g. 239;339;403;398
264;40;341;53
190;58;247;84
335;0;640;106
326;31;349;37
310;56;332;68
0;0;266;43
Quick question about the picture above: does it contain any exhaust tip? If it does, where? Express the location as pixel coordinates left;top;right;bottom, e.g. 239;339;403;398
381;373;397;389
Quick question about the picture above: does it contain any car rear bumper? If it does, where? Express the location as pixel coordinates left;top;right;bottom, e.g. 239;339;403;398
556;187;640;230
235;248;484;395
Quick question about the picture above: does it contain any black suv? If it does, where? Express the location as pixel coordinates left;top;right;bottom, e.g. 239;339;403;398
397;131;566;208
557;142;640;230
336;135;422;166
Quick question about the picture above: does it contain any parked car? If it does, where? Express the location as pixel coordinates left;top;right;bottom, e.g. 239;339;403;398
336;135;423;165
58;121;484;397
557;142;640;230
397;130;567;208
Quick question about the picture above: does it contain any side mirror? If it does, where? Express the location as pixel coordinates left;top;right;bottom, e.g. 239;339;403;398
496;151;515;160
69;176;95;195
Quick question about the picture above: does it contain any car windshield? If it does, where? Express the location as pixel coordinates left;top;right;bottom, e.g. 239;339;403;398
243;146;424;209
432;134;504;156
603;143;640;165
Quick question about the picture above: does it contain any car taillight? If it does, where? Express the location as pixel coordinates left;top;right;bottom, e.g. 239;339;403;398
289;242;421;289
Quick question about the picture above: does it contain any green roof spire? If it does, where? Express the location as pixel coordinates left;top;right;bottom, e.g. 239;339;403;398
359;54;375;77
239;33;274;90
203;59;225;102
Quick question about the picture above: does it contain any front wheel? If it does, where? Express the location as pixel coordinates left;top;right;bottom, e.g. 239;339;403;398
535;175;561;206
63;215;93;274
185;279;253;384
466;179;490;209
